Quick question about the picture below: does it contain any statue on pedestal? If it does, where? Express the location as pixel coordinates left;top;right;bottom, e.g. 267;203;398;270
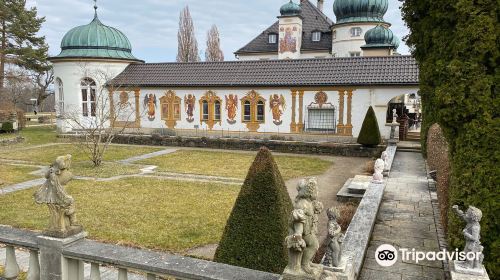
372;159;385;183
381;151;389;170
392;109;398;124
323;207;344;268
34;155;83;238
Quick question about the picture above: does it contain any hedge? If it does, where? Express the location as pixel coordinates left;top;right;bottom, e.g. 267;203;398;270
357;106;381;147
1;122;14;132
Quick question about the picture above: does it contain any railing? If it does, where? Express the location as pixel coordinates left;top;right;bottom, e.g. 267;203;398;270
0;226;40;280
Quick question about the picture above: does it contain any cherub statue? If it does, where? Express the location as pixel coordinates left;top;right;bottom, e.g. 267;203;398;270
452;205;485;273
323;207;344;267
283;178;324;279
381;151;389;170
392;109;398;124
34;155;83;238
372;158;385;183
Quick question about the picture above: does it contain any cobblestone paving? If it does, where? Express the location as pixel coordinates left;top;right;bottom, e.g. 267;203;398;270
359;151;446;280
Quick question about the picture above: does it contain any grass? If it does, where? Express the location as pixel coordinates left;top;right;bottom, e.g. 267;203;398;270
0;178;240;252
18;126;59;146
139;150;332;180
72;161;142;178
0;165;40;187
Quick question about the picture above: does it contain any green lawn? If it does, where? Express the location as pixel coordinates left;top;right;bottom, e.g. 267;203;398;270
0;165;40;187
0;178;239;252
18;126;59;146
139;150;332;180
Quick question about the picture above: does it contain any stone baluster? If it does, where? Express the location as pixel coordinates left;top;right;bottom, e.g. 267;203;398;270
118;268;128;280
4;245;20;279
90;263;101;280
146;273;157;280
26;250;40;280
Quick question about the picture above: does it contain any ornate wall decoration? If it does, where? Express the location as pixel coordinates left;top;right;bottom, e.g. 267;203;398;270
160;90;181;129
184;94;196;123
225;94;238;124
241;90;266;132
143;94;157;121
279;27;297;53
199;90;222;130
270;94;286;125
314;91;328;108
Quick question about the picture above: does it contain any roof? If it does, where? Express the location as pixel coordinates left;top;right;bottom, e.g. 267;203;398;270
235;0;333;55
109;56;419;88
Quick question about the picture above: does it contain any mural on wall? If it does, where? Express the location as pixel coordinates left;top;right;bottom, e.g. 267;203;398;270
315;91;328;108
270;94;286;125
184;94;196;123
279;27;297;54
143;94;157;121
225;94;238;124
117;91;134;122
160;90;181;129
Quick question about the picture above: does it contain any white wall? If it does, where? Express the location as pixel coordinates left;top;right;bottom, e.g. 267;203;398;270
332;23;390;57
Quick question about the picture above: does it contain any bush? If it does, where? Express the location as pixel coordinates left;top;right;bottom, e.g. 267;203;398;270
214;147;293;273
337;202;358;232
357;106;381;147
364;160;375;175
1;122;14;133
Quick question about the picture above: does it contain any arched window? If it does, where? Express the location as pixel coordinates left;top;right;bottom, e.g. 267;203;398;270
240;90;266;132
257;100;265;121
243;101;251;121
202;100;209;121
81;78;96;117
199;91;222;130
56;78;64;115
214;100;221;121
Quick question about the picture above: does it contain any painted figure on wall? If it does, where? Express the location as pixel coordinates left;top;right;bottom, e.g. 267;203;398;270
225;94;238;124
143;94;157;121
184;94;196;122
270;94;286;125
279;27;297;53
117;91;134;122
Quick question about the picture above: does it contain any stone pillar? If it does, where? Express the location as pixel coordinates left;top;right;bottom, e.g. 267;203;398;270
345;90;353;136
298;90;304;132
37;232;86;280
337;90;345;135
290;90;297;132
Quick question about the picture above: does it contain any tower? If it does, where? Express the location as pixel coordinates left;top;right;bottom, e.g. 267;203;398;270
361;25;397;56
278;1;303;60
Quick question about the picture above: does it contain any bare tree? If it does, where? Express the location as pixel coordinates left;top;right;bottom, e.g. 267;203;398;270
205;25;224;62
63;64;143;167
31;63;54;108
176;6;200;62
2;68;33;109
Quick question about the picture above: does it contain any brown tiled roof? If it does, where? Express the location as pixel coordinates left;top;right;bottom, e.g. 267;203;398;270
109;56;419;88
235;0;333;55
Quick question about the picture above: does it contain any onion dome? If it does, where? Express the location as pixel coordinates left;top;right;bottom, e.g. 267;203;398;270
280;0;302;17
333;0;389;24
51;9;141;62
362;25;395;48
391;35;400;49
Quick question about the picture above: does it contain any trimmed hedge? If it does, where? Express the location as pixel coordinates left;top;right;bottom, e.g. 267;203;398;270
357;106;381;147
1;122;13;132
214;147;293;273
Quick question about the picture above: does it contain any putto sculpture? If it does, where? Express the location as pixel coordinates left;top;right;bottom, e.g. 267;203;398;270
372;158;385;183
381;151;389;170
452;205;486;276
323;207;344;268
392;109;398;124
34;155;83;238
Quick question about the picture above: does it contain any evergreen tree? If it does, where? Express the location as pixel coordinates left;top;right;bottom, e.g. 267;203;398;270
214;147;293;273
205;25;224;62
0;0;47;88
357;106;381;146
176;6;200;63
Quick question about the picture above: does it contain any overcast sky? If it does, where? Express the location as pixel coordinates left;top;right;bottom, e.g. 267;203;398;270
28;0;410;63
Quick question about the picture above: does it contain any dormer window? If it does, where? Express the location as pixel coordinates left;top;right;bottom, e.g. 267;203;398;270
268;33;277;44
312;31;321;42
350;27;362;37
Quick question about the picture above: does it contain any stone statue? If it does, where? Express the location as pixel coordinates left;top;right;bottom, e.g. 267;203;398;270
381;151;389;170
452;205;485;275
283;178;324;279
323;207;344;268
392;109;398;124
34;155;83;238
372;159;385;183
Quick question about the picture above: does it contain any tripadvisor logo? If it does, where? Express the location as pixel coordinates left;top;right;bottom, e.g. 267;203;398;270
375;244;481;267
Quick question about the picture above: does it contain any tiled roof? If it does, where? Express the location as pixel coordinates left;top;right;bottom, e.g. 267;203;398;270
235;1;333;55
109;56;419;88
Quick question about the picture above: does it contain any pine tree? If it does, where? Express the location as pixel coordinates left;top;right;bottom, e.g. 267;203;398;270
214;147;293;273
205;25;224;62
0;0;47;88
357;106;381;147
176;6;200;63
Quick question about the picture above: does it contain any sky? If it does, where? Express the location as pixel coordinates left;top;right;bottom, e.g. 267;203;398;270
28;0;410;63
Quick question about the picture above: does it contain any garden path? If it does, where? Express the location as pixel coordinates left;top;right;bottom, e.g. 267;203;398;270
359;151;446;280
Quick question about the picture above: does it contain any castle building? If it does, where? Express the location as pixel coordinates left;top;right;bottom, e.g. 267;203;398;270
50;1;419;139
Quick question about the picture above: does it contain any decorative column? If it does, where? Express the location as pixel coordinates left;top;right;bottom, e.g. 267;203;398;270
134;89;141;128
290;90;297;132
298;90;304;132
337;90;345;135
345;90;353;136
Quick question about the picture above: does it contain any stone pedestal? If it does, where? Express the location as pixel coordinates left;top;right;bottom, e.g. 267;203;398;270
37;232;87;280
450;261;490;280
323;260;355;280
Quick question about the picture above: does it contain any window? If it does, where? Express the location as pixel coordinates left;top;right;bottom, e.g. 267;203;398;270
202;100;209;120
56;78;64;115
268;33;277;44
257;101;265;121
243;101;251;121
240;90;266;132
81;78;96;117
199;91;222;130
349;51;361;57
350;27;362;37
214;100;221;121
332;30;337;40
312;31;321;42
307;108;336;132
160;90;181;129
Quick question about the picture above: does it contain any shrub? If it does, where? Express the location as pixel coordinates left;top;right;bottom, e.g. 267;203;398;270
214;147;293;273
357;106;381;147
1;122;14;133
337;202;358;232
364;160;375;175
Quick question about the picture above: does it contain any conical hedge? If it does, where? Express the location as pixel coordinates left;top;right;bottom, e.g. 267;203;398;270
214;147;293;273
357;106;381;146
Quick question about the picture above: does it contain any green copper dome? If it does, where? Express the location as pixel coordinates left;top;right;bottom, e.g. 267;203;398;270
52;13;141;62
280;0;302;17
333;0;389;24
391;35;400;49
362;25;396;48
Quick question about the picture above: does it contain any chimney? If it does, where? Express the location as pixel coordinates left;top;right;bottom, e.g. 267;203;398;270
317;0;324;12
